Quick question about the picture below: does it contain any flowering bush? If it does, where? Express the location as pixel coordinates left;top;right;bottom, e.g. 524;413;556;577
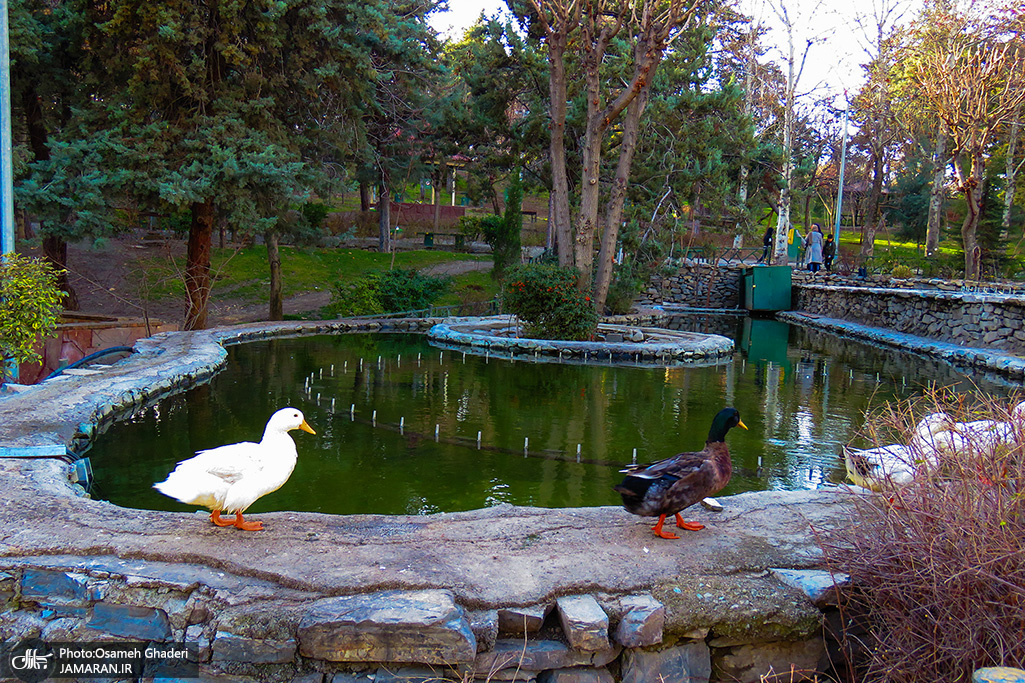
502;264;598;341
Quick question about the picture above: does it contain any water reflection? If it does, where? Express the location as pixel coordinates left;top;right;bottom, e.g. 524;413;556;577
88;318;1015;516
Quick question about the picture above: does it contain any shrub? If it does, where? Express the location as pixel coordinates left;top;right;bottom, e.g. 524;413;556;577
328;268;451;318
890;264;914;279
0;254;65;380
301;202;330;231
377;269;451;312
823;389;1025;683
502;264;598;340
329;273;383;317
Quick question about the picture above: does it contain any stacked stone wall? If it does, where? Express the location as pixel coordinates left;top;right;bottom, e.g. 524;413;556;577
0;561;842;683
636;265;745;309
793;282;1025;355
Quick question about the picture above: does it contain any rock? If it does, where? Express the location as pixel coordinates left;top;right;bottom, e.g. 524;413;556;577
699;497;724;512
974;668;1025;683
497;605;550;635
212;631;297;663
620;642;711;683
472;639;620;673
556;595;610;651
375;666;446;683
297;590;476;664
87;602;172;641
537;667;614;683
769;568;849;608
21;569;94;603
713;638;825;683
469;610;499;651
291;674;325;683
613;594;664;647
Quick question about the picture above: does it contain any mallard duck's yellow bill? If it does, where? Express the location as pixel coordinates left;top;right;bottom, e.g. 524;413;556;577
738;419;749;430
300;420;316;435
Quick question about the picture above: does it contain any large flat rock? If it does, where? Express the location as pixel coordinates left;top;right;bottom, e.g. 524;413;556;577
297;590;476;664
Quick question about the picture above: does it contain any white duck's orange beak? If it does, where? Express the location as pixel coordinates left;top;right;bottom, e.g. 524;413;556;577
300;419;316;435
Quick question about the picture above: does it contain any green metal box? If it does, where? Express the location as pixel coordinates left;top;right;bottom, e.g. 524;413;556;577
742;265;792;311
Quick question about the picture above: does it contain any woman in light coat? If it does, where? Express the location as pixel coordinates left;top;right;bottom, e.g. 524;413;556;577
804;224;824;273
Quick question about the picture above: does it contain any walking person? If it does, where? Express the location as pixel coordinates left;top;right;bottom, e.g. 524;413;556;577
804;223;824;273
823;233;836;271
757;226;773;263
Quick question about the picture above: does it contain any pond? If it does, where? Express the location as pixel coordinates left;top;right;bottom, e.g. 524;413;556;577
87;316;1012;516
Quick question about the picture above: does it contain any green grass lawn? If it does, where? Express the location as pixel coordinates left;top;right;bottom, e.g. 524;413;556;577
137;244;499;313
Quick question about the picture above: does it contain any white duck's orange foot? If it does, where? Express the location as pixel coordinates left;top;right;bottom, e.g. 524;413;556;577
232;513;263;531
210;510;235;527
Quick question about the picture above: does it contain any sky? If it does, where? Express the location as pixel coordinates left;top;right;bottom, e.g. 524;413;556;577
429;0;918;105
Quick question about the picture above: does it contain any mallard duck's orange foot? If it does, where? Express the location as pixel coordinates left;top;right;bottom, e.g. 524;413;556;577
210;510;236;527
651;515;680;539
674;513;705;531
233;513;263;531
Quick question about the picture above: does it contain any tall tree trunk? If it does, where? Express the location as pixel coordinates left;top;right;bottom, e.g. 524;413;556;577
185;200;215;330
360;181;372;212
41;235;78;311
378;170;392;253
548;31;573;268
860;153;884;259
575;47;604;290
1002;112;1020;240
959;152;985;280
925;121;948;257
803;193;812;238
432;165;444;232
266;229;282;321
594;92;648;310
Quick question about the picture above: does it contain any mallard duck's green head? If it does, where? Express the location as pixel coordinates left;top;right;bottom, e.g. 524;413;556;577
708;407;747;442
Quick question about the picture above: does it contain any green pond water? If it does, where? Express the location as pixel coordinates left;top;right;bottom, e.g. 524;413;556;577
88;317;1012;516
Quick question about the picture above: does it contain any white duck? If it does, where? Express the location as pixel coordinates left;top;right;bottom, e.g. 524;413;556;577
916;401;1025;458
844;412;952;491
154;407;315;530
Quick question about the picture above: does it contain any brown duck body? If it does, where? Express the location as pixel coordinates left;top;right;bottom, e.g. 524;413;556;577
615;407;746;539
615;441;733;518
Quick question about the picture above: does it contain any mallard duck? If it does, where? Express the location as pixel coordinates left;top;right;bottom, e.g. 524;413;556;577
154;407;315;530
844;412;952;491
614;407;747;539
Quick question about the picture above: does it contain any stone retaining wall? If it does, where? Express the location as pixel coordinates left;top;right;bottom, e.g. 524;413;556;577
792;281;1025;355
0;546;845;683
636;265;745;309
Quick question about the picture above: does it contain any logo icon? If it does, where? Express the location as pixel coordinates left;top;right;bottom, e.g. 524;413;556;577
4;638;56;683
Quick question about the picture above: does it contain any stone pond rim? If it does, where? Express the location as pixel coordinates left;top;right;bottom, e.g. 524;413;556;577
427;314;735;365
0;317;851;613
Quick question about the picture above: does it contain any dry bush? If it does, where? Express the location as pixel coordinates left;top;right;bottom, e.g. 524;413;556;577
824;388;1025;682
